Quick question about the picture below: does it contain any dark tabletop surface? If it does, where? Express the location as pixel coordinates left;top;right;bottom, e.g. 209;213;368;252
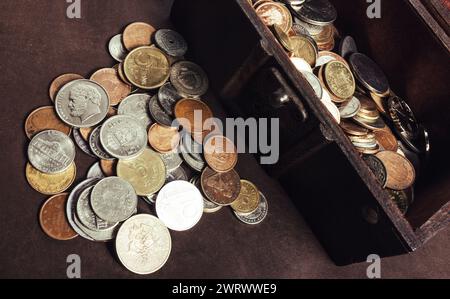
0;0;448;279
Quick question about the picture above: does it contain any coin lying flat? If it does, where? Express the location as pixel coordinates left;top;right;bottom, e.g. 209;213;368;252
170;61;209;97
109;34;128;62
76;186;117;231
26;162;76;195
201;167;241;206
73;128;96;158
89;126;115;160
25;106;72;139
87;162;105;179
116;214;172;275
231;180;261;214
148;124;181;154
166;166;189;183
349;53;390;95
233;191;268;225
155;29;188;57
158;82;182;116
174;99;213;133
122;22;156;51
28;130;76;174
91;177;138;223
40;193;78;241
91;68;131;106
160;152;183;172
55;79;110;128
118;93;153;129
49;73;84;102
376;151;416;191
149;95;174;127
100;115;148;160
204;135;238;173
156;181;204;231
191;176;222;213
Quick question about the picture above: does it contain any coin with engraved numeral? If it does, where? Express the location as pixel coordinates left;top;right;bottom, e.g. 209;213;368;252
170;61;209;97
155;29;188;57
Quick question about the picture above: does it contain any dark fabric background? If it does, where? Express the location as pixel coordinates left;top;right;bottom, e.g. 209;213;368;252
0;0;448;279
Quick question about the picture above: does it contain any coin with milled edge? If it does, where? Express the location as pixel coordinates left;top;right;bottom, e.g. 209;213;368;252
76;186;117;231
339;96;361;119
158;82;183;116
362;155;387;187
149;95;174;127
122;22;155;51
26;162;76;195
87;162;105;179
109;34;128;62
118;93;153;129
25;106;72;139
290;0;337;26
49;73;84;102
376;151;416;191
349;53;390;95
234;192;268;225
40;193;78;241
231;180;261;214
201;167;241;206
155;29;188;57
89;126;115;160
170;61;209;97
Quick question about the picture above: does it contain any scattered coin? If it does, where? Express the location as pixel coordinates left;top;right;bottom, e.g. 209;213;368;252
155;29;188;57
201;167;241;206
49;73;84;102
73;129;96;158
87;162;105;179
118;93;153;129
174;99;213;133
109;34;128;62
158;82;183;116
89;126;115;160
148;124;181;154
76;186;117;231
231;180;261;214
100;159;116;177
90;68;131;106
170;61;209;97
25;106;72;139
233;191;269;225
122;22;155;51
339;96;361;119
166;166;189;183
204;135;238;173
149;95;174;127
26;162;76;195
160;152;183;172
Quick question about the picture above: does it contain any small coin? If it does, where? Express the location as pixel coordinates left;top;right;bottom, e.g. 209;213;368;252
155;29;188;57
160;152;183;172
158;82;183;116
149;95;174;127
376;151;416;191
349;53;390;95
170;61;209;97
324;61;355;101
26;162;76;195
234;191;269;225
109;34;128;62
174;99;213;133
191;176;222;213
117;149;166;196
100;115;148;160
73;128;96;158
374;129;399;152
362;155;387;187
28;130;76;174
122;22;156;51
148;124;181;154
255;1;292;32
25;106;72;139
89;126;114;160
39;193;78;241
291;0;337;26
204;135;238;173
201;167;241;206
116;214;171;275
76;186;117;231
291;35;317;67
231;180;261;214
100;159;117;177
91;177;138;223
156;181;204;231
339;96;361;119
49;73;84;102
118;93;153;129
339;36;358;59
87;162;105;179
55;79;110;128
90;68;131;106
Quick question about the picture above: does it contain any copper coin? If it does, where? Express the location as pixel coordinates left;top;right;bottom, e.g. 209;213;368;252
374;129;399;152
90;68;131;106
201;167;241;206
375;151;416;191
340;120;369;136
49;73;84;102
148;123;181;154
255;1;292;33
122;22;156;51
204;135;238;173
25;106;72;139
39;193;78;241
79;127;94;142
174;99;213;133
100;159;117;177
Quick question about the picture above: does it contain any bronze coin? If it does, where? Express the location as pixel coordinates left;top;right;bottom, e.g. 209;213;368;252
201;167;241;206
148;123;181;154
374;129;399;152
122;22;156;51
255;1;292;33
174;99;213;133
362;155;387;187
49;73;84;102
340;120;369;136
100;159;117;177
90;68;131;106
39;193;78;241
25;106;72;139
204;135;238;173
375;151;416;191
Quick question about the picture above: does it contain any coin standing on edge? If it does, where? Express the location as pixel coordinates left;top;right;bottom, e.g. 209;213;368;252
109;34;128;62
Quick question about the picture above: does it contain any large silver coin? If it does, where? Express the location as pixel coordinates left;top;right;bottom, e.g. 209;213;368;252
100;115;147;160
108;34;128;62
73;128;96;158
28;130;76;174
91;177;138;223
234;192;268;225
170;61;209;97
148;95;174;127
155;29;188;57
55;79;110;128
118;93;153;129
115;214;172;275
156;181;204;231
87;162;105;179
291;0;337;26
160;152;183;172
158;82;182;116
339;96;361;119
89;126;115;160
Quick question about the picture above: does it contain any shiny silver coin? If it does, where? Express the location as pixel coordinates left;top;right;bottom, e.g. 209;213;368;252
349;53;390;95
234;192;268;225
149;95;174;127
339;96;361;119
73;213;117;242
160;152;183;172
118;93;153;129
91;177;138;223
108;34;128;62
166;166;189;183
181;150;205;172
294;18;324;35
158;82;183;116
352;141;379;149
100;115;147;160
87;162;105;179
339;36;358;59
291;0;337;26
89;126;115;160
155;29;188;57
55;79;110;128
116;214;172;275
170;61;209;97
73;128;96;158
301;71;323;99
28;130;76;174
291;23;310;37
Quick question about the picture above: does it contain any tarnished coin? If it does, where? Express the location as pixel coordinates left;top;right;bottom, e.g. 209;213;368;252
28;130;76;174
376;151;416;191
255;1;292;32
158;82;183;116
100;159;117;177
362;155;387;187
349;53;390;95
388;189;409;215
100;115;148;160
174;99;213;133
374;129;399;152
76;186;117;231
109;34;128;62
25;106;72;139
73;129;96;158
170;61;209;97
118;93;153;129
192;177;221;213
55;79;110;128
49;73;84;102
160;152;183;172
26;162;76;195
124;46;170;90
117;149;166;196
155;29;188;57
291;35;317;67
40;193;78;241
89;126;115;160
201;167;241;206
339;96;361;119
156;181;204;231
290;0;337;26
122;22;156;51
90;68;131;106
324;61;356;101
87;162;105;179
204;135;238;173
231;180;261;214
149;95;174;127
148;124;181;154
91;177;138;223
339;36;358;59
116;214;171;275
301;71;322;99
234;192;268;225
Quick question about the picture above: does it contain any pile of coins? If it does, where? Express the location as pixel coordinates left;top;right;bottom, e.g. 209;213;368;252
254;0;430;214
25;22;268;275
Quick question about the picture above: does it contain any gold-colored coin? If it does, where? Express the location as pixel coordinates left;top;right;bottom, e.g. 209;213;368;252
148;124;181;154
324;61;356;100
291;35;317;67
376;151;416;191
231;180;261;214
117;148;166;196
26;162;76;195
273;24;294;52
340;120;369;136
123;46;170;90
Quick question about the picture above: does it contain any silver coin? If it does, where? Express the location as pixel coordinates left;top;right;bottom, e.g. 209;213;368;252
156;181;204;231
160;152;183;172
181;151;205;172
118;93;153;129
192;177;221;213
339;36;358;60
349;53;390;95
170;61;209;97
73;128;96;158
115;214;172;275
148;95;174;127
155;29;188;57
301;71;323;99
141;194;157;205
291;23;310;36
89;126;115;160
294;18;324;35
166;166;189;183
108;34;128;62
100;115;148;160
352;141;379;149
55;79;110;128
76;186;117;231
339;96;361;119
234;192;268;225
181;134;204;162
87;162;105;179
28;130;76;174
91;177;138;223
291;0;337;26
158;82;182;116
73;213;117;242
